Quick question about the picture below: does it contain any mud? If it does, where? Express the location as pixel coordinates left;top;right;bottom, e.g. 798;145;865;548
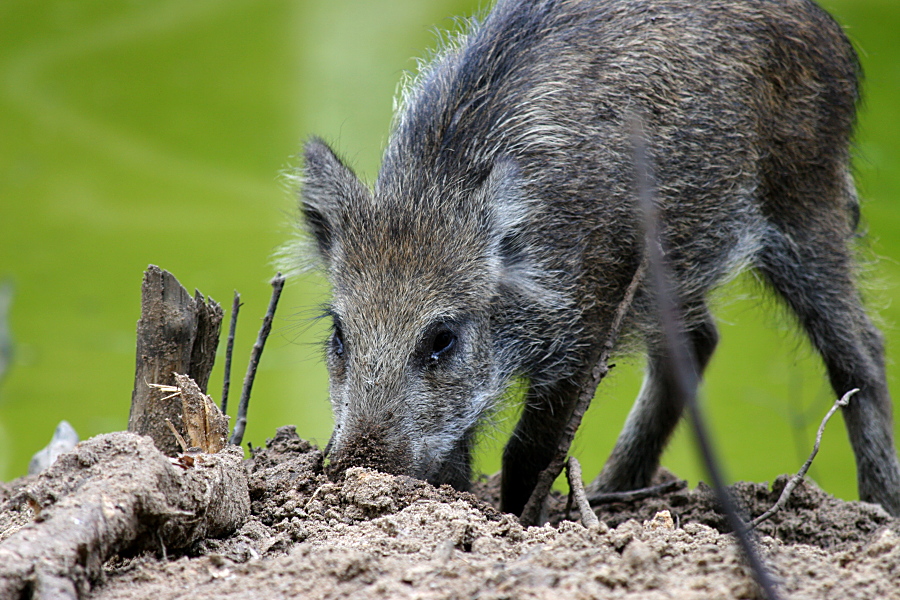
2;426;898;599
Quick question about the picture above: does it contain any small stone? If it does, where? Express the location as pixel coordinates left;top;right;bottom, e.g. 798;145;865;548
646;510;675;531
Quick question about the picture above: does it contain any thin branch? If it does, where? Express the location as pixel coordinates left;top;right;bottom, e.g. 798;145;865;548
588;479;686;505
631;114;783;600
518;256;647;526
230;274;286;446
749;388;857;529
566;456;600;528
221;291;241;414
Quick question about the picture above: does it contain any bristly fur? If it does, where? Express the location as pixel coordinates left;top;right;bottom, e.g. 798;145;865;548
289;0;900;517
275;169;322;278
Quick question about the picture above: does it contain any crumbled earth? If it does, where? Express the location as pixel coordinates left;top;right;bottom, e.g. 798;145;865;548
2;426;898;599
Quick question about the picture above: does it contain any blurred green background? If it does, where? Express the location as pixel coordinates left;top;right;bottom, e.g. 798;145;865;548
0;0;897;504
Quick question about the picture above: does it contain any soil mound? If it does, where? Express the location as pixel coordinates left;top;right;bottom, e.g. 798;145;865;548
2;426;897;599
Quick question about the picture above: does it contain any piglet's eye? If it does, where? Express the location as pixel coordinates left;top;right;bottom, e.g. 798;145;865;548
428;326;457;363
332;325;345;358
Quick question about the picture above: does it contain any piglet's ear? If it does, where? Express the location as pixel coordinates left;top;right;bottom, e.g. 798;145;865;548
477;157;531;269
480;158;528;235
299;137;369;263
479;158;565;308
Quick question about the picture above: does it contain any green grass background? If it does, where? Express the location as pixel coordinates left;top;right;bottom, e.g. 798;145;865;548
0;0;898;503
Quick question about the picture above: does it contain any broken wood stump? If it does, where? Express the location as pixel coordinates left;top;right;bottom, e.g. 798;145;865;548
128;265;223;456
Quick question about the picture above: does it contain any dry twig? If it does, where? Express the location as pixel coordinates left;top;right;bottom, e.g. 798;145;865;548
165;418;189;452
566;456;600;528
518;257;647;526
221;291;242;415
588;479;686;505
230;273;286;446
749;388;857;529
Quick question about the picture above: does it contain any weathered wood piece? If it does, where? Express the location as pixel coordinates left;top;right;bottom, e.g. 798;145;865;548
190;289;223;393
175;373;230;453
0;433;249;600
129;265;223;456
27;421;79;475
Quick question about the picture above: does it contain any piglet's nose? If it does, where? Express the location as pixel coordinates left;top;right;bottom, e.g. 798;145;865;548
325;422;412;481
